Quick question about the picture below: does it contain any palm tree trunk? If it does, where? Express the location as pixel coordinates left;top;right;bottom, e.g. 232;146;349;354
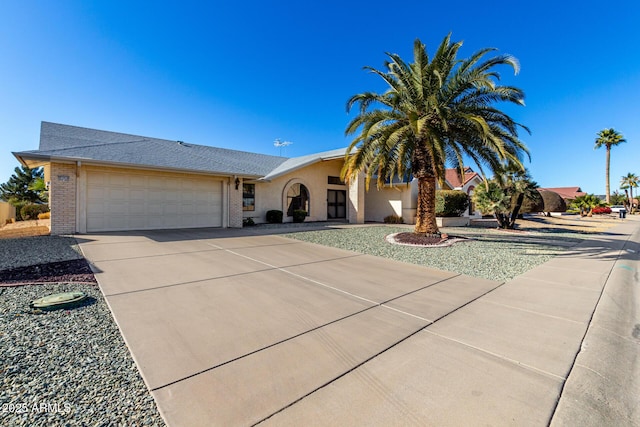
605;147;611;204
415;176;439;235
508;193;525;228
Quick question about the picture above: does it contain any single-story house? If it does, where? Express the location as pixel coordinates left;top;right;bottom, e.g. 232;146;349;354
13;122;483;235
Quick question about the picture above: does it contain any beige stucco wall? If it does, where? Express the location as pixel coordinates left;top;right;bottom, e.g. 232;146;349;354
246;159;352;223
364;185;409;223
0;201;16;224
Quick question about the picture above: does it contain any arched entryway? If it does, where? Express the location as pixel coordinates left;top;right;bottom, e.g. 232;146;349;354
467;185;476;215
285;182;310;217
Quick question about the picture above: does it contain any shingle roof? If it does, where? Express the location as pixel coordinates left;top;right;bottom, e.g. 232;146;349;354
15;122;289;177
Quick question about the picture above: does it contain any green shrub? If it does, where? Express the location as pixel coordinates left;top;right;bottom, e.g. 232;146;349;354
266;210;283;223
21;203;49;220
383;214;404;224
435;190;469;217
292;209;307;223
38;212;51;219
242;217;255;227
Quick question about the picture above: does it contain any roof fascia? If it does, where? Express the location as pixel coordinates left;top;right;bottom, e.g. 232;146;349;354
12;152;262;179
259;154;345;182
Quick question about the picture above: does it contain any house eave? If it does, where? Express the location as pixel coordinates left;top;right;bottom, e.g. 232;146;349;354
11;152;263;179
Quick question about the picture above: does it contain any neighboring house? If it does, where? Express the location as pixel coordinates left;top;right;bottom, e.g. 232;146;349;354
444;166;484;218
538;187;586;203
13;122;480;235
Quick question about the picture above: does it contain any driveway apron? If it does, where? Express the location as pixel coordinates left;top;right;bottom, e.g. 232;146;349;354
77;221;639;426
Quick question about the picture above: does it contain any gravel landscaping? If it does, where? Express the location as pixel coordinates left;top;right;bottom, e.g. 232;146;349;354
0;236;84;271
0;219;615;425
0;237;165;426
284;225;586;282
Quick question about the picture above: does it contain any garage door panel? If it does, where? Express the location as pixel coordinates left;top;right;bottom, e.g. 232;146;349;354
86;170;223;232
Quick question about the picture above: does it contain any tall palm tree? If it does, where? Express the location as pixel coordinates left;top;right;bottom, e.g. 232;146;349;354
594;128;626;203
342;35;530;235
620;172;639;211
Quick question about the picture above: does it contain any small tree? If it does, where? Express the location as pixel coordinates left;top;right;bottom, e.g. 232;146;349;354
609;190;628;206
473;181;512;226
0;166;47;220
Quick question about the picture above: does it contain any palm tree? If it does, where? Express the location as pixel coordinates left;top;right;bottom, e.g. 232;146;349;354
343;35;530;235
594;128;626;203
620;172;639;212
472;167;539;229
571;194;604;217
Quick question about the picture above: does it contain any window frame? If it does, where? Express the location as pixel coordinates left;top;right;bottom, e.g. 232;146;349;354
242;183;256;211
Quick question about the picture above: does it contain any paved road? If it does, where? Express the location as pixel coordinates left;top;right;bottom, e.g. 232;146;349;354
78;220;640;426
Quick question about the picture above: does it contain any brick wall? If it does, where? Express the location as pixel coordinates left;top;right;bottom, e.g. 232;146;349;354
49;163;77;235
228;177;243;228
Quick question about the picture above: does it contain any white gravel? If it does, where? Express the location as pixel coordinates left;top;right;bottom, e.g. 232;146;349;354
0;236;84;271
284;225;585;282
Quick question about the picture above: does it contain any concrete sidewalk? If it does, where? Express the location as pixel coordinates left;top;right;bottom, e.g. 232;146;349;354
78;219;639;426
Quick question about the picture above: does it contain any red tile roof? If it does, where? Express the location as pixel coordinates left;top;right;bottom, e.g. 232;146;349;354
539;187;586;200
445;167;479;188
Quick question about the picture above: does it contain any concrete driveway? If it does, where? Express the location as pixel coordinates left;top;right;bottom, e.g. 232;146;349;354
77;223;640;426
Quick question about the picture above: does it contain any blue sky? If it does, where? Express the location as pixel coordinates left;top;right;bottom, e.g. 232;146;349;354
1;1;638;195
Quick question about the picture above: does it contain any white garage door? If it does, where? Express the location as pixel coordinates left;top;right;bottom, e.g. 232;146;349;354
86;169;223;232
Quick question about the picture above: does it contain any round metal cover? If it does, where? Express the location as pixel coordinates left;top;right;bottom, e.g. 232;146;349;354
31;291;87;309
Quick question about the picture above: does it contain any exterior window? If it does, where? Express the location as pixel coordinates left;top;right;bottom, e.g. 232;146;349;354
328;176;344;185
287;183;309;216
243;183;255;211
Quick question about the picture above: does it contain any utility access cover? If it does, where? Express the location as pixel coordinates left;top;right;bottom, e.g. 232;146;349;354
30;291;87;309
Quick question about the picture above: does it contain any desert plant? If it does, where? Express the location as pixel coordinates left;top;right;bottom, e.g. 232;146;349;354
38;211;51;219
435;190;469;217
571;194;604;217
473;167;539;229
342;34;529;236
266;210;283;224
473;181;511;221
592;206;612;215
292;209;307;223
383;214;404;224
20;204;49;220
242;217;255;227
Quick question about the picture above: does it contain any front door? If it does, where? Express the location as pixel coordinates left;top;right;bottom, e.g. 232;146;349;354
327;190;346;219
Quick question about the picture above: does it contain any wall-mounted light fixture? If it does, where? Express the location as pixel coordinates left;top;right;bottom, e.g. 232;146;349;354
235;177;240;190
